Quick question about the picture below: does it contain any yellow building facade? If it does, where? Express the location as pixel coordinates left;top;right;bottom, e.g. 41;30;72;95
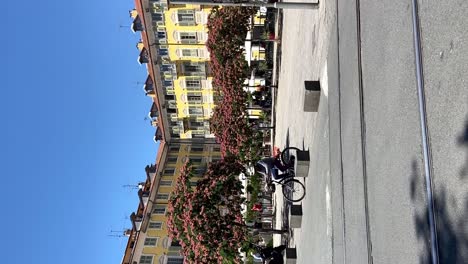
121;142;221;264
134;1;267;140
122;2;267;264
134;0;216;140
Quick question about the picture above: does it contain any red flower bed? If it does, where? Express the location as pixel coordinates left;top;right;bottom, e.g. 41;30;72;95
206;7;262;159
167;157;248;263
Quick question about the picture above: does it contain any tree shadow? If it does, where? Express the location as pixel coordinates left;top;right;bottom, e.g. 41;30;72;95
410;159;468;264
456;117;468;178
409;159;431;263
282;129;292;243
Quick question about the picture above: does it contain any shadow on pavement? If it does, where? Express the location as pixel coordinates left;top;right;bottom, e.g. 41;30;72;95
457;117;468;178
410;159;468;264
281;129;292;245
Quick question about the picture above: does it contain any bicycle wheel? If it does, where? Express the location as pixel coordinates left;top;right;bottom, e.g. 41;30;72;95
280;147;301;167
282;179;306;202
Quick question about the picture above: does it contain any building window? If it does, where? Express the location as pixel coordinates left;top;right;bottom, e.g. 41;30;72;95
165;94;175;101
187;95;202;103
188;107;203;116
179;32;197;44
167;157;178;163
144;237;159;246
140;255;154;264
189;157;203;163
182;62;206;77
161;64;173;72
152;13;163;21
181;49;198;57
157;31;166;39
191;146;204;152
169;145;180;152
159;48;168;56
189;121;204;127
149;221;163;229
164;80;173;87
177;10;195;26
164;168;175;175
184;63;202;73
153;205;166;215
160;180;173;186
156;193;169;200
186;79;201;89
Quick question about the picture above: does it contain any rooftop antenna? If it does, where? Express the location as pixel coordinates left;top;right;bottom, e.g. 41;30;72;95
122;183;145;190
108;229;130;238
118;18;131;31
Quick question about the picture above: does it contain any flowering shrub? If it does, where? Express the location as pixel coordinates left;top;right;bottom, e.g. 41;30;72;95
167;157;249;263
206;7;263;160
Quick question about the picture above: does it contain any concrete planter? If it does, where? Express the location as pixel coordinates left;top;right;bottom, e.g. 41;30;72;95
289;204;303;228
285;247;298;264
294;150;310;177
303;80;321;112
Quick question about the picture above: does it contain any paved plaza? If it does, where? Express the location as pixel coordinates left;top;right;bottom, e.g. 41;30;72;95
271;0;468;263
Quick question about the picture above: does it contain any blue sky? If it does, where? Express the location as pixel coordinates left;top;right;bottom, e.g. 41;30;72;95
1;1;157;263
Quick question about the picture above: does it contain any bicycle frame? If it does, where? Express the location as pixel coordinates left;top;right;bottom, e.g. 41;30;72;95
268;168;295;186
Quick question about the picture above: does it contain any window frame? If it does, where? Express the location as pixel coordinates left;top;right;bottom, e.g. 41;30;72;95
144;237;159;246
163;168;175;175
191;146;204;152
152;205;167;215
139;255;154;264
160;180;173;186
181;49;198;57
148;221;164;230
179;32;197;44
156;193;170;200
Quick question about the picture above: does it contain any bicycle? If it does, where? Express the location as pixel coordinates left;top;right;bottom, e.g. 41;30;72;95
258;147;306;202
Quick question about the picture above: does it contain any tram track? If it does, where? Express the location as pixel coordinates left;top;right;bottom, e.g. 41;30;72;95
410;0;439;263
354;0;373;262
354;0;439;263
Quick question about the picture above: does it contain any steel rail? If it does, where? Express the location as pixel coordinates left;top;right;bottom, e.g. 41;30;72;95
410;0;440;263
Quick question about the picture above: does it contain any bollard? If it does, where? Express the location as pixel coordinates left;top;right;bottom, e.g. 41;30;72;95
285;247;298;264
289;204;303;228
303;80;321;112
294;150;310;177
